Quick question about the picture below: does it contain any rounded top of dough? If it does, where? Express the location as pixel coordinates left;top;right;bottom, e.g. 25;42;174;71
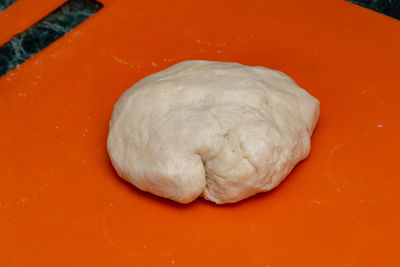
107;60;319;204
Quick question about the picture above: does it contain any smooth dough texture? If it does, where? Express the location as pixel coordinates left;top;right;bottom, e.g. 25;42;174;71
107;60;319;204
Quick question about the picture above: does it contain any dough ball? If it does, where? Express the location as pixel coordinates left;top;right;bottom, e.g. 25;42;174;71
107;60;319;204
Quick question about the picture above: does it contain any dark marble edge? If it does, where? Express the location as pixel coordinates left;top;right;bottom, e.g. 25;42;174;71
347;0;400;19
0;0;18;12
0;0;103;77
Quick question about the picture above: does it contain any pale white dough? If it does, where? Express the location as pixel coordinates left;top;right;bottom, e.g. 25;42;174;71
107;60;319;204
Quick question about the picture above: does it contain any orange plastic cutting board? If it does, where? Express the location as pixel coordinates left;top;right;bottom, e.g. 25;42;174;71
1;0;400;266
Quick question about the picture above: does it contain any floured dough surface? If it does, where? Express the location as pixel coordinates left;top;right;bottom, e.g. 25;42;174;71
107;60;319;204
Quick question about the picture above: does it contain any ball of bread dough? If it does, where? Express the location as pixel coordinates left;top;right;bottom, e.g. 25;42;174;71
107;60;319;204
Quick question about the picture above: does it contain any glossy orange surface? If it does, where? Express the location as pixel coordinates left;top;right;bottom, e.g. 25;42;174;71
1;0;400;266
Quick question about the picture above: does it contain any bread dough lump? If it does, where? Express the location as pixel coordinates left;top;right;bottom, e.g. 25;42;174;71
107;60;319;204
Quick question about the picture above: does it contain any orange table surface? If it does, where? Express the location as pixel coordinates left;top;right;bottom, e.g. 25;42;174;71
1;0;400;266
